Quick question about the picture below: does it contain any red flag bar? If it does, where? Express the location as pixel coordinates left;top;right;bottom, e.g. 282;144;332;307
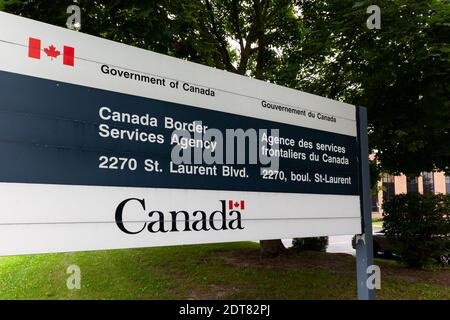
63;45;74;66
28;37;41;59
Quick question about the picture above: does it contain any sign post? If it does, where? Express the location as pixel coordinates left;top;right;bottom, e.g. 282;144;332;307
355;106;376;300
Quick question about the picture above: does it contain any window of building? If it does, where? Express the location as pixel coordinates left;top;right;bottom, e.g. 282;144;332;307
446;176;450;194
382;175;395;202
406;177;419;193
422;172;434;196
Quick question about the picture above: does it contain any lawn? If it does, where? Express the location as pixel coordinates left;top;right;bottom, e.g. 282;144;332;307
372;218;384;229
0;242;448;300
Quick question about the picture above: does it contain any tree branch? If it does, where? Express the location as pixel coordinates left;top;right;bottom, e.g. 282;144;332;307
237;20;259;74
254;0;269;80
231;0;244;53
204;0;237;72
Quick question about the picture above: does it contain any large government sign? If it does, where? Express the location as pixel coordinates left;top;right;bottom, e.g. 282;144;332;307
0;12;363;256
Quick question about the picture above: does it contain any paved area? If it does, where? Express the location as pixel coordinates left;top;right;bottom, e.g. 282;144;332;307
280;235;355;255
270;228;383;256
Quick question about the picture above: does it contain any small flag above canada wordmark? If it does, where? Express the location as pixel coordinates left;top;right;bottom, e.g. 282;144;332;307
228;200;245;210
28;37;75;67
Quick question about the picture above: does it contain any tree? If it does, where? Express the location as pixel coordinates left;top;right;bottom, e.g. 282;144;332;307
2;0;175;54
383;193;450;267
278;0;449;177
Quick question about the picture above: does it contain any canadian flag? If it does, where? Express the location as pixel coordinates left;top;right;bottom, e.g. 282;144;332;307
228;200;245;210
28;37;75;67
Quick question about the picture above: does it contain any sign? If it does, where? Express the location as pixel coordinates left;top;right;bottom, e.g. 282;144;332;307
0;12;362;256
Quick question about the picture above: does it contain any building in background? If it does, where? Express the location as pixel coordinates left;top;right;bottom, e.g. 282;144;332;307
372;172;450;217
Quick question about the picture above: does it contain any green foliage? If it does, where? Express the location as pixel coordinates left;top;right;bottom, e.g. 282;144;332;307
0;242;449;299
2;0;175;54
292;237;329;252
2;0;300;76
0;0;19;11
382;193;450;268
280;0;450;176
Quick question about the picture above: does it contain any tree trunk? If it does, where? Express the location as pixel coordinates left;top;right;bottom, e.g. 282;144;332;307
204;0;285;259
259;239;288;258
253;2;286;259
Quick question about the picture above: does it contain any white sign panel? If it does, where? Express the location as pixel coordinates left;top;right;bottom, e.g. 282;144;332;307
0;12;361;256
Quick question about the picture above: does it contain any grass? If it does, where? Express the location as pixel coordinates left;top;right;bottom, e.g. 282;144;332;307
372;217;384;229
0;242;448;300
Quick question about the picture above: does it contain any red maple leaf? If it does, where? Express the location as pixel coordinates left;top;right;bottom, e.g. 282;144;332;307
44;45;61;60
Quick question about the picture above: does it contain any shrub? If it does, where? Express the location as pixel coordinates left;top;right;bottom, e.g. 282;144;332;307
292;237;329;252
382;193;450;268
